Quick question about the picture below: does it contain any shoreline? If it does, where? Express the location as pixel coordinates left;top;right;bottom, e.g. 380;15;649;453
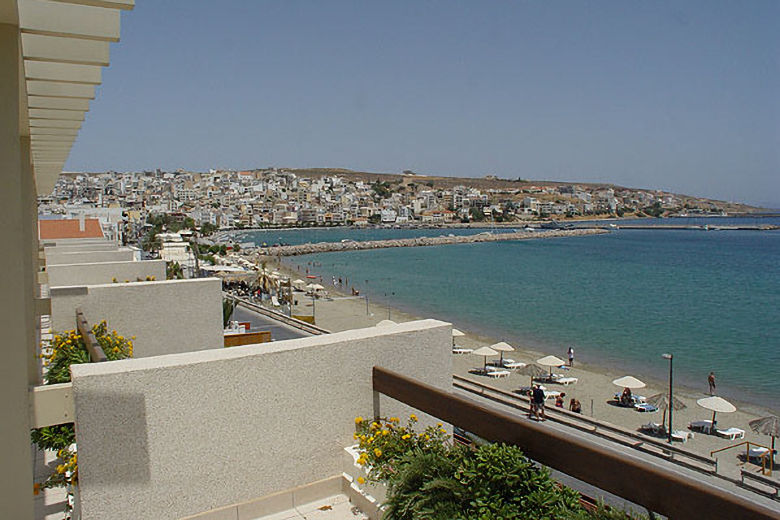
272;257;777;419
248;257;778;472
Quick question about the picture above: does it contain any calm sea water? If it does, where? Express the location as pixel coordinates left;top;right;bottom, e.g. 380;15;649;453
244;220;780;411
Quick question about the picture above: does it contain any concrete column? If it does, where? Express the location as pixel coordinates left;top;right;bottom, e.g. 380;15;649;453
0;22;35;520
21;136;40;385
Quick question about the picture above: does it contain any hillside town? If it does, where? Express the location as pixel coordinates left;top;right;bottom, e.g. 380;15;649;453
38;168;746;240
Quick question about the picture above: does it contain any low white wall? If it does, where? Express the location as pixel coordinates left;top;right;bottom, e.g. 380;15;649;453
50;278;223;358
44;242;117;253
47;260;166;287
46;249;134;266
71;320;452;520
40;238;113;247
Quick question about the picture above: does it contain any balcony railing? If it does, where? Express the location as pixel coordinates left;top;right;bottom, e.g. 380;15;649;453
373;366;780;520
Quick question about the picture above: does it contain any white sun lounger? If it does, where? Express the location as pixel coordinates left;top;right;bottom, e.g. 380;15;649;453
503;361;526;369
747;447;771;462
716;427;745;440
554;377;578;385
672;430;693;443
487;370;511;378
452;347;473;354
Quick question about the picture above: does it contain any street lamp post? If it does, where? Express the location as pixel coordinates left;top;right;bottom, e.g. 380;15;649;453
662;353;673;443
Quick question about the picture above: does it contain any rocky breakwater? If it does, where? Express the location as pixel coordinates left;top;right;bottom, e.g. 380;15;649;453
253;228;609;257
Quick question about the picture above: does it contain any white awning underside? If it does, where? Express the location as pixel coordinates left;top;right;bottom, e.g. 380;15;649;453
14;0;134;194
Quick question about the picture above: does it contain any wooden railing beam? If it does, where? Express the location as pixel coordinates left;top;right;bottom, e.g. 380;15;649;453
373;366;780;520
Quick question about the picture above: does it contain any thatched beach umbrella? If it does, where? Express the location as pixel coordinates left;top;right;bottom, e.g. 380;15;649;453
749;415;780;455
376;319;397;327
491;342;514;365
537;355;566;377
517;364;548;386
612;376;646;389
697;396;736;428
646;393;687;430
472;346;498;372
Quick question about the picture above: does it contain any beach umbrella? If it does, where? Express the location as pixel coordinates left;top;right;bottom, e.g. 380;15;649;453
537;355;566;377
491;342;515;364
749;415;780;455
472;346;498;372
517;364;548;386
452;328;465;346
612;376;646;389
646;393;687;430
376;319;397;327
696;396;736;428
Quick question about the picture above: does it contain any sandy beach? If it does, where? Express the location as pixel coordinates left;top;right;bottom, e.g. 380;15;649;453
254;257;778;480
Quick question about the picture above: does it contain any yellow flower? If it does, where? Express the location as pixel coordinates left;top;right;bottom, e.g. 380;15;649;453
374;448;382;458
424;435;430;441
353;433;358;440
389;417;399;423
370;422;379;430
440;428;447;434
357;476;366;484
410;414;417;421
355;416;363;425
56;465;65;474
381;429;389;436
437;422;443;427
402;434;411;440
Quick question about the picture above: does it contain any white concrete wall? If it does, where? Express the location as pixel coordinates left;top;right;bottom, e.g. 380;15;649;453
44;242;118;253
71;320;452;520
40;238;114;247
50;278;223;358
47;260;166;287
46;249;134;266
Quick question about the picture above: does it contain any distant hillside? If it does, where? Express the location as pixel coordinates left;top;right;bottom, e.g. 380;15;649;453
285;168;761;212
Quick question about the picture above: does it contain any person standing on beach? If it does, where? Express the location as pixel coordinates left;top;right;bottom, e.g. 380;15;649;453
567;347;574;367
708;372;716;395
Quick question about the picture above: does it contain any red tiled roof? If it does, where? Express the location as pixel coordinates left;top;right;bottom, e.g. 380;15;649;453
38;219;105;239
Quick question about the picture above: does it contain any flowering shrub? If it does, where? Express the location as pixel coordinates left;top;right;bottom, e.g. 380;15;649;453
43;321;134;384
353;415;644;520
33;321;134;519
353;414;449;482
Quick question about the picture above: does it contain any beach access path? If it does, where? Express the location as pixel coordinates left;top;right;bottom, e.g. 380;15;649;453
251;228;608;257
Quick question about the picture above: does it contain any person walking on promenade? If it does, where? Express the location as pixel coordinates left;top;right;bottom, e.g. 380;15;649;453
532;385;547;421
708;372;716;395
567;346;575;367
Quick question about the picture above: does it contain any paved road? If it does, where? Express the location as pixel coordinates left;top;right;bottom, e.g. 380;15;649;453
232;304;311;342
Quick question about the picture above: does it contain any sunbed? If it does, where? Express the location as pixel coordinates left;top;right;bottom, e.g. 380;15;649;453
452;347;473;354
486;369;511;378
715;427;745;440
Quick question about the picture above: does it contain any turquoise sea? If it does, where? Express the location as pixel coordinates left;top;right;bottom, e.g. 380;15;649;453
243;219;780;412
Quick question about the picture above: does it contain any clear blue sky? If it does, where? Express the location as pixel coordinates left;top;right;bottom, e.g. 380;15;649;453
65;1;779;208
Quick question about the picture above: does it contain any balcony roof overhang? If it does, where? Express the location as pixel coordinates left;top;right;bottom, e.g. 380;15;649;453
12;0;134;195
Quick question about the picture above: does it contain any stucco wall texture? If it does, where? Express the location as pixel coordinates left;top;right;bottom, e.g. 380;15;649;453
44;243;118;253
46;249;134;265
50;278;223;358
70;320;452;520
47;260;166;287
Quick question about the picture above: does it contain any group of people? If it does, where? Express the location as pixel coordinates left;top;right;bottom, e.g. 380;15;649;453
528;387;582;421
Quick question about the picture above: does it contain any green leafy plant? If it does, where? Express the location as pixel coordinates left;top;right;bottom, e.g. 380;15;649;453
354;416;645;520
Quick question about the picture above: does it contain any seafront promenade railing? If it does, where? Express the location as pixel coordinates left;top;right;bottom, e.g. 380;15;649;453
373;366;780;520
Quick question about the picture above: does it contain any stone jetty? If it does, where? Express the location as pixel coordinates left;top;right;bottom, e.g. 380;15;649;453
252;228;609;258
